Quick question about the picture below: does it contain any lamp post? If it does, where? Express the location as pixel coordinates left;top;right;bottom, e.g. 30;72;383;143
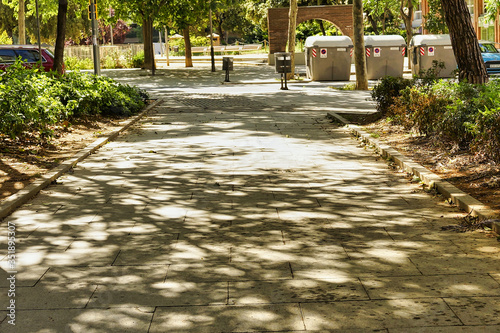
210;2;215;72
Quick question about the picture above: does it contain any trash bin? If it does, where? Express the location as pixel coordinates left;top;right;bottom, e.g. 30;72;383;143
274;52;292;74
409;34;457;78
274;52;292;90
364;35;406;79
304;36;353;81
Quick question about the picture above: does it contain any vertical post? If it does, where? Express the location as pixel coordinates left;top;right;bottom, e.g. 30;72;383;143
165;27;170;66
90;0;100;75
109;7;113;45
210;4;216;72
35;0;41;57
159;30;163;56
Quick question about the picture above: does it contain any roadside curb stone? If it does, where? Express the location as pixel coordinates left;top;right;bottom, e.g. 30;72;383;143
0;99;163;221
327;111;500;234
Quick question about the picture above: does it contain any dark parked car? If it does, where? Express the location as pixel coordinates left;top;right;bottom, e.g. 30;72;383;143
0;45;59;72
479;40;500;74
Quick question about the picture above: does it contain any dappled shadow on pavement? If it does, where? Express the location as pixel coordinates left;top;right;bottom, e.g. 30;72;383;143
0;94;499;332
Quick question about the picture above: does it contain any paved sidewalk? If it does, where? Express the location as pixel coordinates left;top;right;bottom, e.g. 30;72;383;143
1;65;499;332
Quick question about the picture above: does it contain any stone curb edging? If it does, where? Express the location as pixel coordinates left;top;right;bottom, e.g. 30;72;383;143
326;112;500;234
0;99;163;221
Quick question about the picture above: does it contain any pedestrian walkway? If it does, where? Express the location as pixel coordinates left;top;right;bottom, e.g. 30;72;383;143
1;65;499;332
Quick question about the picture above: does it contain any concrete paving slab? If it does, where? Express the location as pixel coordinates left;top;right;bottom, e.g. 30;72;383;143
409;254;500;275
229;278;369;304
87;281;228;308
41;265;169;285
0;282;96;310
149;304;305;333
387;326;500;333
166;262;293;281
445;296;500;325
301;298;462;331
291;258;421;280
0;266;48;287
0;308;153;333
361;274;500;299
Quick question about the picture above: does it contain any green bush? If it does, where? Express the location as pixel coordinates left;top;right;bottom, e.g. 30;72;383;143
373;76;500;162
371;76;414;115
0;59;148;141
131;51;145;68
65;56;94;71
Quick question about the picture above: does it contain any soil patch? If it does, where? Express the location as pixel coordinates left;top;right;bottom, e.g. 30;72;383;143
0;116;126;201
363;118;500;217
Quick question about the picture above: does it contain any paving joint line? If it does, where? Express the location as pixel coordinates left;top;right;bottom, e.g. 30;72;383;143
0;99;163;221
326;111;500;235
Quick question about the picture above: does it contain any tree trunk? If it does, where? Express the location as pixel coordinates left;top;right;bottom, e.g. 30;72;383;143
441;0;488;84
18;0;25;44
287;0;298;79
400;0;413;69
318;20;326;36
367;15;379;35
53;0;67;74
400;0;413;44
142;18;155;70
183;27;193;67
353;0;368;90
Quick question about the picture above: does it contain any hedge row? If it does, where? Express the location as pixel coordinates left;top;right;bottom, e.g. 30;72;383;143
372;75;500;162
0;60;148;140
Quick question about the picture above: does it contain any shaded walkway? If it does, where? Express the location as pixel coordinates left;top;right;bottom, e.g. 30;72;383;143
0;69;499;332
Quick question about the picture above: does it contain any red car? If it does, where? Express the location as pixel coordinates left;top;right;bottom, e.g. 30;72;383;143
0;45;60;72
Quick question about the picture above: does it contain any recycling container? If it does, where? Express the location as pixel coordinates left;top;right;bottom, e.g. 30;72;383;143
305;36;353;81
364;35;406;79
409;34;457;78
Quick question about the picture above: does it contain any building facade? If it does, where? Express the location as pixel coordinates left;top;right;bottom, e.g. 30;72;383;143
419;0;500;46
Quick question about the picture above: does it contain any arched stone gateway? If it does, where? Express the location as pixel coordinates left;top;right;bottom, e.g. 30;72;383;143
268;5;353;55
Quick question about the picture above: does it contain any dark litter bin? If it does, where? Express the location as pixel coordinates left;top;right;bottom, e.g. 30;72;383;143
409;34;457;78
304;36;353;81
364;35;406;79
274;52;292;90
223;57;233;82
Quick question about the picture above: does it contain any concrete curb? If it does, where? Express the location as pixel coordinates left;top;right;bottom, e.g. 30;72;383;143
0;99;163;220
326;112;500;234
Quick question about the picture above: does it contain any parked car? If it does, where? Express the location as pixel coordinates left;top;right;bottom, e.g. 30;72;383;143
0;45;59;72
479;40;500;74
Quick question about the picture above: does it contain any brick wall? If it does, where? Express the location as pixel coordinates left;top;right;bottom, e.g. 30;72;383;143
268;5;354;55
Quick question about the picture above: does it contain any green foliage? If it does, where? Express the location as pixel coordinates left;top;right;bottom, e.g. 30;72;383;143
373;76;500;162
423;0;449;34
0;30;12;44
371;76;415;115
131;51;145;68
0;59;148;141
64;57;94;70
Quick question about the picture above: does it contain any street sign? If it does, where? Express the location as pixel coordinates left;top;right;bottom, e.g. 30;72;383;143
320;48;327;58
374;47;381;57
428;46;435;56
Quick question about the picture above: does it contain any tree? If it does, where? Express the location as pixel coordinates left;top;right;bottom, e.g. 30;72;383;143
18;0;25;43
287;0;298;78
353;0;368;90
53;0;67;74
484;0;500;22
441;0;488;84
423;0;448;34
400;0;414;44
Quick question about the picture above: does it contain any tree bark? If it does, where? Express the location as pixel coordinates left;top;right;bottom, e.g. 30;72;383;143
441;0;488;84
53;0;67;74
183;27;193;68
353;0;368;90
18;0;25;44
400;0;413;47
142;18;155;70
287;0;298;78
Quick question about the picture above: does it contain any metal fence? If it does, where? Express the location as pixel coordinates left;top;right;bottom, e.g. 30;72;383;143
63;44;144;59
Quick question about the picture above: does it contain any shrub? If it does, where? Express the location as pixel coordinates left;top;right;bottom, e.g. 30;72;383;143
0;59;148;141
65;56;94;70
371;76;414;115
131;51;145;68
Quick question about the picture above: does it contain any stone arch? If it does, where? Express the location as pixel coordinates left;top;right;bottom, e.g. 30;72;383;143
268;5;353;55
